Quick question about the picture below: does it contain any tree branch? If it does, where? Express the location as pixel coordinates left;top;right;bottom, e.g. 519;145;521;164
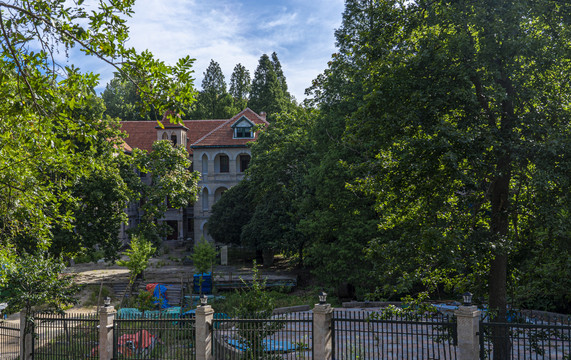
0;9;44;115
0;1;148;97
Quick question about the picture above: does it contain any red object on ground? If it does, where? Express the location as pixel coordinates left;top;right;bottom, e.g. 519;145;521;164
146;283;158;293
117;329;160;356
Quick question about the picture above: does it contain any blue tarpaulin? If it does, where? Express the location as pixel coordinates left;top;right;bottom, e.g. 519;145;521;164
227;339;298;353
153;284;171;309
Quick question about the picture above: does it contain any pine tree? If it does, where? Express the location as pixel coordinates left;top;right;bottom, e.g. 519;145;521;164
229;63;251;111
271;52;290;101
202;59;227;94
192;60;236;119
248;54;287;119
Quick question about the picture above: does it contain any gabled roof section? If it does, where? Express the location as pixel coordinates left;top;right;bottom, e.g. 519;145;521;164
118;108;268;154
231;116;255;128
190;108;269;148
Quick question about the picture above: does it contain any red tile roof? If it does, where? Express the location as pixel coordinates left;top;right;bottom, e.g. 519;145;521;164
190;108;268;148
119;121;158;152
119;108;268;154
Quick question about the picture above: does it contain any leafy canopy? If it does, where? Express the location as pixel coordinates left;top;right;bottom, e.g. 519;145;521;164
0;0;198;311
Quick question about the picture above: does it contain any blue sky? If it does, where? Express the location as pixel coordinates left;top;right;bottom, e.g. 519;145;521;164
71;0;346;103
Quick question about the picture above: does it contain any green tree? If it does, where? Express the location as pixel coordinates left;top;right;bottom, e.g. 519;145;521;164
128;140;201;243
0;1;199;338
207;181;255;246
191;59;236;119
192;236;217;295
101;72;160;121
192;236;217;274
117;234;156;298
50;161;131;261
229;63;251;111
315;3;571;357
271;52;291;102
232;261;285;360
244;111;314;264
2;252;78;351
0;0;196;255
248;54;288;119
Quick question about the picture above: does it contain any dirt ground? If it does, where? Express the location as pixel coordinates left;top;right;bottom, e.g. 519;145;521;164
65;244;301;311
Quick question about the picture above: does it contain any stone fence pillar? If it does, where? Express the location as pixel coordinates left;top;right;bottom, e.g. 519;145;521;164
196;304;214;360
313;303;333;360
455;305;481;360
99;305;116;360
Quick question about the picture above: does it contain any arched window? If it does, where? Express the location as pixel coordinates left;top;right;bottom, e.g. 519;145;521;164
162;132;169;140
202;154;208;175
239;154;251;172
219;154;229;173
202;188;209;210
171;133;177;145
214;153;229;173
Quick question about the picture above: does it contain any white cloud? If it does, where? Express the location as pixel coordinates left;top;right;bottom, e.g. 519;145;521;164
262;11;299;29
79;0;345;103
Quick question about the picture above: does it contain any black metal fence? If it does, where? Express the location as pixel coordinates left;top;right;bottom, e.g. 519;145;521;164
33;312;99;359
332;309;458;360
0;321;20;360
113;312;196;360
212;312;313;360
479;311;571;359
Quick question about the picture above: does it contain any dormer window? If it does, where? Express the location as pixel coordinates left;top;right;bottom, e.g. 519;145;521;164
232;116;255;139
235;127;252;138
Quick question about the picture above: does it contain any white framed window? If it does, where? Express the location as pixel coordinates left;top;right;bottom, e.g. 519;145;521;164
232;117;255;139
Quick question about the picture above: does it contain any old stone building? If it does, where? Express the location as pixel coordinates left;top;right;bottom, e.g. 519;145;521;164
119;108;268;246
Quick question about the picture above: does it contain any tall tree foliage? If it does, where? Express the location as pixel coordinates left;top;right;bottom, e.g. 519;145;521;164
191;59;236;119
248;53;289;119
101;72;160;120
320;0;571;330
207;111;315;264
298;0;380;293
243;111;315;264
229;63;251;111
270;52;290;101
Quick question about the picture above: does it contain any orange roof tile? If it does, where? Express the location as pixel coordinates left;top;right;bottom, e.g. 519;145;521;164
190;108;269;148
119;108;268;154
119;121;158;152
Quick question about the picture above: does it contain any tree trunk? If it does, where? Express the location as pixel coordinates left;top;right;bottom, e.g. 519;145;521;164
489;87;515;359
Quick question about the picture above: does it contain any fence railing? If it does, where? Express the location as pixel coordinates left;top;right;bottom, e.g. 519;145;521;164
5;305;568;360
479;311;571;360
332;309;457;360
113;312;196;360
212;311;313;360
33;312;99;359
0;321;19;360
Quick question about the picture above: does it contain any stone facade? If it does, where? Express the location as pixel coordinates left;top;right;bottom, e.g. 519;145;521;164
119;108;268;246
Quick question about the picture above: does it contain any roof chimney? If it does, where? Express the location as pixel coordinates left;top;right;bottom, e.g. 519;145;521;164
259;111;267;120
